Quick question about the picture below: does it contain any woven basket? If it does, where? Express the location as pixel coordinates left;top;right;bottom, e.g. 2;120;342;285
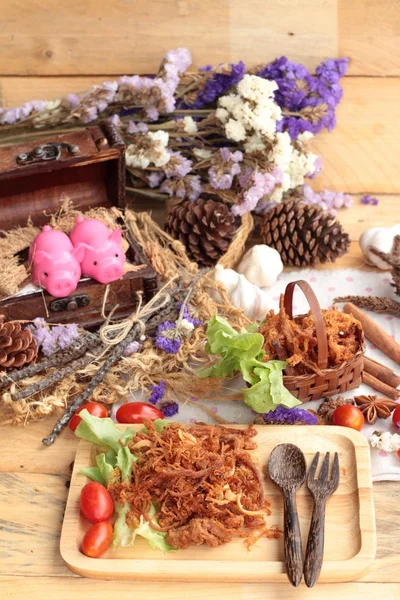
281;280;365;403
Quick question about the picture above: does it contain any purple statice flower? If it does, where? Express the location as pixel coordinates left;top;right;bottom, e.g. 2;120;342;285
302;184;352;212
258;56;348;139
147;172;165;188
122;341;141;357
160;400;179;417
164;151;193;178
177;302;202;327
148;380;166;405
28;319;80;356
233;170;277;216
188;61;246;109
67;93;80;109
260;405;318;425
81;106;98;124
155;322;181;354
360;194;379;206
160;175;202;201
308;156;323;179
145;105;160;121
52;324;79;350
208;148;243;190
187;175;203;201
164;48;192;74
126;121;148;134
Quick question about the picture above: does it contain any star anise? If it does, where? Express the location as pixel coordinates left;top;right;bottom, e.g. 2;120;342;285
354;395;399;424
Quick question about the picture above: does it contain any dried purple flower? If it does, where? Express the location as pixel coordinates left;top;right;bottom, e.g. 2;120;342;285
302;184;353;212
177;302;202;327
148;380;166;405
164;151;193;178
28;319;80;356
232;170;277;216
259;405;318;425
188;61;245;109
160;400;179;417
155;322;181;354
258;56;348;139
360;194;379;206
208;148;243;190
122;341;141;357
127;121;149;134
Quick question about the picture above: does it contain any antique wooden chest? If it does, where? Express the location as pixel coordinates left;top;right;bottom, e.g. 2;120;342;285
0;120;157;327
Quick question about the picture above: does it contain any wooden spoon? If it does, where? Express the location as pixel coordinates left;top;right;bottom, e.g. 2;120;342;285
268;443;307;587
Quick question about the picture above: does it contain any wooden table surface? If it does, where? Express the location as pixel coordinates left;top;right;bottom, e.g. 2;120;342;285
1;201;400;599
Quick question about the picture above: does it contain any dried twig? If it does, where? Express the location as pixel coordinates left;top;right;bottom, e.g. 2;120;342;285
334;295;400;316
0;332;100;391
11;345;105;402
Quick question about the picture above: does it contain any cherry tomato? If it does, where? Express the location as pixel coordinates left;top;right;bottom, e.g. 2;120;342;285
116;402;164;424
397;449;400;459
332;405;364;431
69;402;108;432
81;521;113;558
392;405;400;428
80;482;114;524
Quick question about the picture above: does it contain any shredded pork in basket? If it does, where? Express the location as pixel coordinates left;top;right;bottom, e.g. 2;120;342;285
108;421;279;549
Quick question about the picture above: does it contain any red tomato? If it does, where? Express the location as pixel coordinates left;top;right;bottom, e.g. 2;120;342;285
392;405;400;428
80;482;114;524
332;405;364;431
116;402;164;424
69;402;108;432
397;449;400;459
81;521;113;558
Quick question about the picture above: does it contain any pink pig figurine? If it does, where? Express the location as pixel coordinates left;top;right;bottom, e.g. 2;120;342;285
29;226;84;298
69;217;125;284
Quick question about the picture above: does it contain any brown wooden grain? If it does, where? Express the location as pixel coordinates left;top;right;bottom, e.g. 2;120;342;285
0;0;336;76
339;0;400;75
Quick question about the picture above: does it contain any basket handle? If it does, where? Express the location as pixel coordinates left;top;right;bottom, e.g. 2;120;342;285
283;280;328;370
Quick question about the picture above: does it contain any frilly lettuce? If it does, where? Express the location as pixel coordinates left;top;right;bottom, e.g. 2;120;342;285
76;411;174;552
198;315;300;413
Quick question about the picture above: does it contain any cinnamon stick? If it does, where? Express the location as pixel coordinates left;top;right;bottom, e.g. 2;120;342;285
343;303;400;365
363;356;400;389
362;371;400;401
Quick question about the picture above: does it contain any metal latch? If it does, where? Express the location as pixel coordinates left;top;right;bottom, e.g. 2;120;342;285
49;294;90;313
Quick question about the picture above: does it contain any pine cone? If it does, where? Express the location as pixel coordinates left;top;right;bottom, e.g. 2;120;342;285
260;200;350;267
165;198;238;266
0;320;38;369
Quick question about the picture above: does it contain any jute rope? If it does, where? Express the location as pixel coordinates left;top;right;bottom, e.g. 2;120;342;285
99;276;177;346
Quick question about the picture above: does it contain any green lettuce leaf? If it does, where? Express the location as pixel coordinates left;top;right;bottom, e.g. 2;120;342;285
133;504;175;553
140;418;171;435
79;466;106;485
75;410;136;451
113;502;132;548
199;316;300;413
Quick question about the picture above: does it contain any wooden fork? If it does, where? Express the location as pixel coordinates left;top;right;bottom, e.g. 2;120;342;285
304;452;340;588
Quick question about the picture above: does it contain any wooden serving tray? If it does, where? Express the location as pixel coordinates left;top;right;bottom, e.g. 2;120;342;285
60;425;376;582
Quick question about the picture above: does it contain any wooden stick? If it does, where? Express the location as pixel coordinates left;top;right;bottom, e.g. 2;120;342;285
363;356;400;389
0;332;100;391
362;371;400;401
343;303;400;365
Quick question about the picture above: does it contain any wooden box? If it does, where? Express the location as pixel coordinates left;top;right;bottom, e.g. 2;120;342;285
0;120;157;327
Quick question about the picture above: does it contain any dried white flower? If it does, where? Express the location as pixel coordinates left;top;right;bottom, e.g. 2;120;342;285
244;133;266;154
370;431;400;452
215;107;229;123
224;118;247;142
125;130;170;169
297;131;314;143
182;116;198;133
237;74;278;104
193;148;213;160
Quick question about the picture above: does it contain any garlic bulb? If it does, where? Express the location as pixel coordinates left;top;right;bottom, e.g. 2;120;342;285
215;265;271;320
359;225;400;269
214;264;239;294
237;245;283;287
